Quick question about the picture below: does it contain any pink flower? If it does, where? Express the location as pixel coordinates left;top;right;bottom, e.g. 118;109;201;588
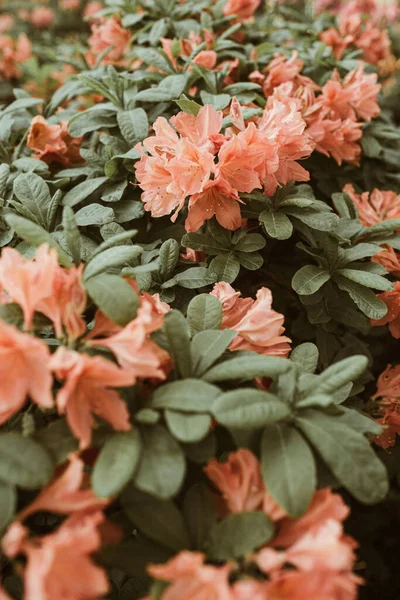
313;118;362;166
0;33;31;79
258;97;314;195
18;453;107;520
259;51;305;96
87;16;131;66
0;319;53;425
211;283;291;357
321;67;381;122
30;7;55;28
372;245;400;277
50;347;134;449
343;184;400;226
88;294;170;381
0;245;86;338
147;551;232;600
272;488;350;548
371;282;400;339
223;0;261;22
36;264;87;341
204;449;287;521
83;1;103;23
372;364;400;448
3;512;109;600
0;245;58;331
0;15;13;34
355;22;391;65
265;569;361;600
60;0;80;9
27;116;83;167
186;177;242;232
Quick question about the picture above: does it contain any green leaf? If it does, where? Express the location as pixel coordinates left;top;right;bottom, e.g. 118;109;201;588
261;424;316;517
121;485;190;551
117;108;149;145
335;268;393;292
339;243;381;264
260;210;293;240
34;419;78;464
0;482;16;532
165;411;211;443
191;329;236;376
289;209;339;231
335;275;388;319
290;343;319;373
159;239;180;280
62;206;81;266
187;294;222;335
62;177;108;208
212;389;290;429
163;310;192;378
203;354;291;382
85;274;140;326
134;425;186;499
234;233;266;252
236;251;263;271
0;434;53;489
164;267;218;289
292;265;330;295
134;47;175;74
68;108;117;137
308;355;368;395
74;204;114;227
175;94;201;115
296;410;388;504
13;173;52;230
206;512;275;561
5;214;72;267
84;245;142;280
209;253;240;283
92;430;142;498
150;379;220;412
183;483;218;549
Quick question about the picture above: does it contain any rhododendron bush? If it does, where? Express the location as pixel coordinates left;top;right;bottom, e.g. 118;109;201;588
1;0;400;598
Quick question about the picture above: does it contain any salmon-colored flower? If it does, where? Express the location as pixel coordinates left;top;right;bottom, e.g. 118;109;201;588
371;282;400;338
223;0;261;22
3;512;109;600
83;1;103;23
37;264;87;341
258;97;314;195
148;551;232;600
204;449;287;521
18;453;107;520
88;294;170;381
60;0;80;10
313;118;362;166
211;283;291;357
87;16;131;66
0;245;59;331
0;33;31;79
50;347;134;449
355;22;392;65
272;488;350;548
30;7;55;28
372;245;400;277
258;51;305;97
372;364;400;448
0;319;53;425
265;569;361;600
321;67;381;122
0;15;13;34
27;115;83;167
0;245;85;337
186;177;243;232
343;184;400;227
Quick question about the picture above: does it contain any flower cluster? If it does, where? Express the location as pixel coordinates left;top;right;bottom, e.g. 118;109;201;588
135;100;314;231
